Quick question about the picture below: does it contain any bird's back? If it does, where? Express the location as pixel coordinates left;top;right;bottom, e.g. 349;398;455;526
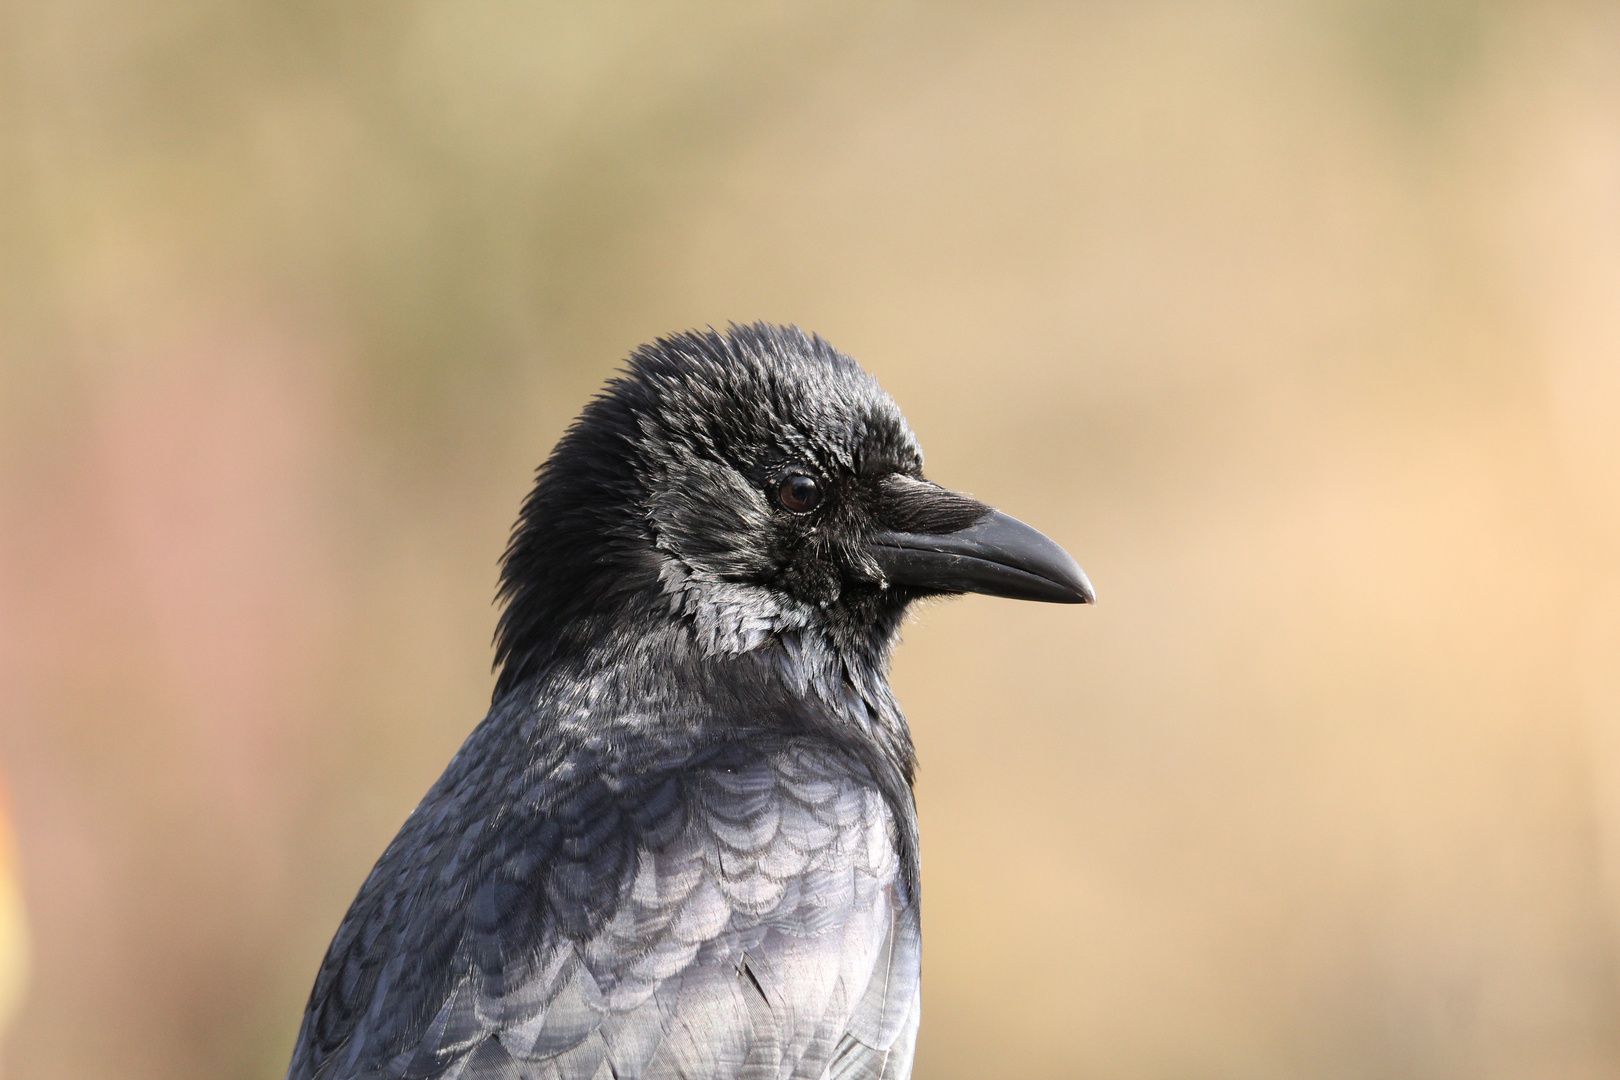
288;704;920;1080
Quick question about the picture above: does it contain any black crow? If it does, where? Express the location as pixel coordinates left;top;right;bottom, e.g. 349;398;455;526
288;324;1092;1080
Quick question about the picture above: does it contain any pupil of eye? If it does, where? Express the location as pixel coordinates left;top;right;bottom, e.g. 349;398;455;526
779;475;821;513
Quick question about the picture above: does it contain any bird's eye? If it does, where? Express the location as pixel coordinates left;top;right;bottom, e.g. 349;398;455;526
776;474;823;514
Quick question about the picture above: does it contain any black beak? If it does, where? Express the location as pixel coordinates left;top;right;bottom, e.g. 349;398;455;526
867;480;1094;604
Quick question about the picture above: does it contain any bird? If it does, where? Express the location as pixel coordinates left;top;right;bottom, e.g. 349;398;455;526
287;323;1093;1080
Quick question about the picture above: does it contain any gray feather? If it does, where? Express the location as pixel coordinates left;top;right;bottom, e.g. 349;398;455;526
289;731;920;1080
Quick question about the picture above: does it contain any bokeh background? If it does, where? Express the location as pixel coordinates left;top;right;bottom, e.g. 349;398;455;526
3;2;1620;1077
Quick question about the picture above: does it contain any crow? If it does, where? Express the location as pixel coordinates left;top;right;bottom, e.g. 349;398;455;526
287;323;1092;1080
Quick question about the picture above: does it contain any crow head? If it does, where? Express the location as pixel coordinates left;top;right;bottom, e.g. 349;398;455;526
494;324;1091;696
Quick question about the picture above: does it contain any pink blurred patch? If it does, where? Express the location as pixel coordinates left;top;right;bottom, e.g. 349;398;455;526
95;307;346;858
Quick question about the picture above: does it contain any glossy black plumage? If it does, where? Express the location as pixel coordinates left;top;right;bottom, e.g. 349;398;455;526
288;324;1089;1080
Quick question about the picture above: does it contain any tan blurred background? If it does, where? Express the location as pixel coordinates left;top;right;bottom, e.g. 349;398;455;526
3;1;1620;1077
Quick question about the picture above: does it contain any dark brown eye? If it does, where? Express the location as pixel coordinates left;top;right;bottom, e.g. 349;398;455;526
777;474;823;513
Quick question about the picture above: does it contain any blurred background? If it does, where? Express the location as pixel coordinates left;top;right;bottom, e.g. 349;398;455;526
2;1;1620;1077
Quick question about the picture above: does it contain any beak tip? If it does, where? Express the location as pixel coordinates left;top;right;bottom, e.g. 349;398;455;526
1058;564;1096;605
1076;569;1096;605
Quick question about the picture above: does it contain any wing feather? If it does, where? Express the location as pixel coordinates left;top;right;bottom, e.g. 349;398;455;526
288;737;920;1080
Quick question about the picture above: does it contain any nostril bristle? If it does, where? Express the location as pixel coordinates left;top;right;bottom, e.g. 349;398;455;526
875;474;991;535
